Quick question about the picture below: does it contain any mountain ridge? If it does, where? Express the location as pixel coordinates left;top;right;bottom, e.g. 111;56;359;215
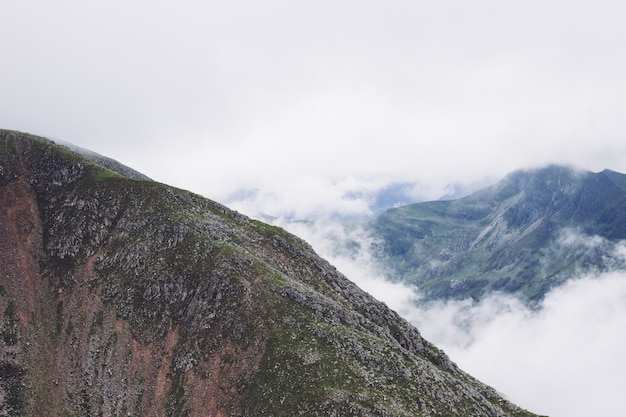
0;130;540;416
369;164;626;304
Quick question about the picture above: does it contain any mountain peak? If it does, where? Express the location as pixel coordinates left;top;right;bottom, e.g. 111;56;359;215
370;164;626;304
0;130;540;416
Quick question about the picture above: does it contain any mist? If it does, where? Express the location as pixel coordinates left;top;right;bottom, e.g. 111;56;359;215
266;215;626;417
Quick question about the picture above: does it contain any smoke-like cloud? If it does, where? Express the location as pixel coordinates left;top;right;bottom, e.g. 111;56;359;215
270;217;626;417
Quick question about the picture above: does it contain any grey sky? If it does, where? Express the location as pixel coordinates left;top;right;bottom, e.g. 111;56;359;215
3;1;626;216
3;2;626;415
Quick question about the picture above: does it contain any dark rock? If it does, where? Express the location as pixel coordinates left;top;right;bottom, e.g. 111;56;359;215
0;130;541;416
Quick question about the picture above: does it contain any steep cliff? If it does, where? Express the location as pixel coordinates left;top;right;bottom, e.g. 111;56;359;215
0;130;540;416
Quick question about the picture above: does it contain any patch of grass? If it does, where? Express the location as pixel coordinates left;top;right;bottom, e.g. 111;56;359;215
249;219;283;238
242;298;398;416
89;309;104;337
86;166;124;183
3;300;18;345
0;136;9;154
388;323;400;338
0;361;26;415
165;372;190;417
55;301;64;335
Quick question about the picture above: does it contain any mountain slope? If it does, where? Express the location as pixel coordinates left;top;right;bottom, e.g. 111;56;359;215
369;165;626;304
0;130;540;416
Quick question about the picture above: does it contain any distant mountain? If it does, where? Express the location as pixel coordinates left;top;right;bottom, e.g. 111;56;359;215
369;165;626;304
0;130;540;416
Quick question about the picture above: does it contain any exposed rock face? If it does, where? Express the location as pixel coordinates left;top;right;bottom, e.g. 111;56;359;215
0;130;541;416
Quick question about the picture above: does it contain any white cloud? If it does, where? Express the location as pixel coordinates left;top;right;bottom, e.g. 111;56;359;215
556;227;609;249
436;272;626;417
272;217;422;313
227;176;374;220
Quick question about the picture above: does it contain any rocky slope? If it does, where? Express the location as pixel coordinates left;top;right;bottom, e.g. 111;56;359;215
0;130;541;416
369;165;626;304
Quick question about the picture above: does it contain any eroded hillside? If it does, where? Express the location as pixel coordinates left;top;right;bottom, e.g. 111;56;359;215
0;130;541;416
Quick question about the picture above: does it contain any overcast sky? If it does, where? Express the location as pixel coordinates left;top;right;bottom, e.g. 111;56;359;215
3;1;626;217
3;2;626;416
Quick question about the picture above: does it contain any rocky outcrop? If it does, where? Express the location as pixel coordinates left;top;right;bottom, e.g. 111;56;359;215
0;130;541;416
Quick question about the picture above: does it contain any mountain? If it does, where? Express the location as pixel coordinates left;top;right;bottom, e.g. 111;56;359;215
369;165;626;304
60;141;152;181
0;130;540;417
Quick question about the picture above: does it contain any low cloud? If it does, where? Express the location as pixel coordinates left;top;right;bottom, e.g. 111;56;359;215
556;227;611;249
436;272;626;417
224;177;449;221
268;216;626;417
270;217;422;313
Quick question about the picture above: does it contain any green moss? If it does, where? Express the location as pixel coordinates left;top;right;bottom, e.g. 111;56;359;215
165;372;190;417
388;323;400;338
55;301;64;335
0;362;26;416
135;387;145;415
250;219;283;238
4;299;16;319
89;309;104;337
242;298;404;415
87;166;125;183
65;318;74;339
3;300;18;345
0;136;8;155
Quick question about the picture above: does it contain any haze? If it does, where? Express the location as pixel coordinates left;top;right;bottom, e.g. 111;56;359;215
3;1;626;416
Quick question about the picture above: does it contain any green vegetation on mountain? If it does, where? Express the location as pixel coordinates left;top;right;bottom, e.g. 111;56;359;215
0;130;541;416
370;165;626;304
